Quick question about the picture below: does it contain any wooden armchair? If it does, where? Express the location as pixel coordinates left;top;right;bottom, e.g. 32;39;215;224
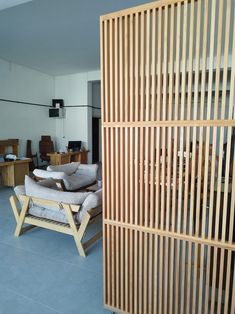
10;195;102;257
9;176;102;256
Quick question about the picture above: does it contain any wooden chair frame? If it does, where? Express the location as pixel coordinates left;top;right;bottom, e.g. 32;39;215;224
9;195;102;257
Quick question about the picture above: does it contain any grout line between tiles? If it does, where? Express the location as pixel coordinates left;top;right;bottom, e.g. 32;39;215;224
0;283;63;314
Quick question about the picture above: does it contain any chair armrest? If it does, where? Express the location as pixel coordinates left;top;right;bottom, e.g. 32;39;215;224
47;162;80;175
70;204;81;213
87;206;102;218
33;169;66;180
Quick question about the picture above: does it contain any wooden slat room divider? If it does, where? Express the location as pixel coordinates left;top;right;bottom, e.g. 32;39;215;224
100;0;235;313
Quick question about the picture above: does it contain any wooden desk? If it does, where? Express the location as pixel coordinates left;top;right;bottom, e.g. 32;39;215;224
47;151;88;166
0;159;31;187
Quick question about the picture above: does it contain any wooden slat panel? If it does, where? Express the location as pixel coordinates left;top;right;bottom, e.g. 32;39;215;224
101;0;235;313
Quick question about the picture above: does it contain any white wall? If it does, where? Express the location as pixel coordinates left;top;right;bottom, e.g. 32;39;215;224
0;58;55;158
0;58;101;164
55;70;100;163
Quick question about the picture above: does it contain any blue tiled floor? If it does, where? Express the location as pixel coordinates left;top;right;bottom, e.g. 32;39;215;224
0;187;109;314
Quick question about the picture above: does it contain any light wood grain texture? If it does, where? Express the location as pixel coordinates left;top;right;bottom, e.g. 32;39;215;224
101;0;235;313
0;159;30;187
103;119;235;128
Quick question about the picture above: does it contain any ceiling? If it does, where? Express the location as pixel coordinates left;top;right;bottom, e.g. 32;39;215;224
0;0;152;76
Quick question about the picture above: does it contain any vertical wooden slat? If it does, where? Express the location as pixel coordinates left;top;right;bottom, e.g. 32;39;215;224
228;11;235;248
185;0;194;312
134;11;140;227
231;268;235;314
154;8;162;314
166;3;174;231
166;7;174;312
139;10;145;227
209;1;225;312
100;18;106;307
153;234;159;314
134;12;140;314
124;15;129;313
114;17;120;309
224;136;235;314
139;10;145;314
149;9;156;314
216;2;232;312
168;3;175;314
118;16;125;312
151;8;157;123
155;6;162;229
103;20;110;223
103;19;112;307
114;17;119;124
191;0;202;311
173;4;181;313
143;9;151;314
203;0;217;311
162;5;169;314
220;0;232;241
197;0;209;312
179;1;188;312
129;13;134;314
109;19;115;308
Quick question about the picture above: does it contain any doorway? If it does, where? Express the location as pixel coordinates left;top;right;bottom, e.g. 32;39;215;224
91;81;101;163
92;117;101;163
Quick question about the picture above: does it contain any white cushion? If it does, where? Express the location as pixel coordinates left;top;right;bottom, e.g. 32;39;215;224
33;169;67;180
75;164;98;178
25;175;90;205
47;162;80;175
76;188;102;223
29;205;68;224
14;178;58;197
63;174;96;191
14;185;26;197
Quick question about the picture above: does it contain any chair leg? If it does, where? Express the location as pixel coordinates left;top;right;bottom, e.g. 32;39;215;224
9;196;20;223
76;212;91;256
14;197;30;237
73;232;87;257
63;204;90;257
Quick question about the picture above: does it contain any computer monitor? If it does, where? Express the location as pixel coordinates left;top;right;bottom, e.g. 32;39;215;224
68;141;81;152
